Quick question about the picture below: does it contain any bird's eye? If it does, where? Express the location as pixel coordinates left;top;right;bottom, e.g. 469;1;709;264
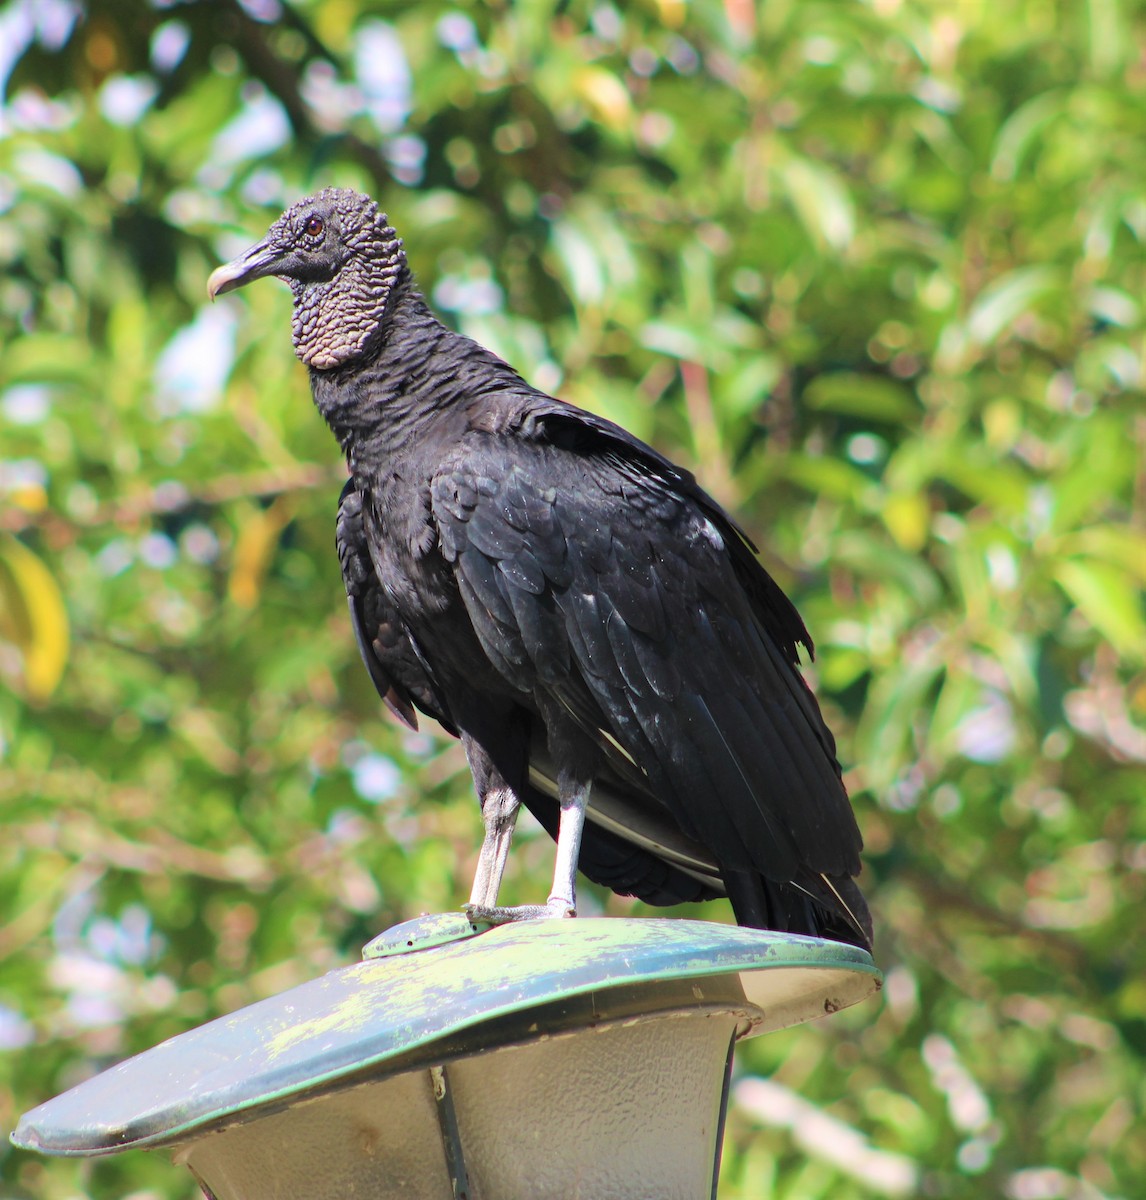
304;215;324;238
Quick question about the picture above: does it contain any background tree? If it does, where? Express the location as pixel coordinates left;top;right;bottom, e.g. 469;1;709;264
1;1;1143;1197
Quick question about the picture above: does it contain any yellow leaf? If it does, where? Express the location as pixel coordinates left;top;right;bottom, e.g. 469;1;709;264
656;0;686;27
228;498;293;610
882;492;930;552
574;67;631;131
9;484;48;513
0;533;70;702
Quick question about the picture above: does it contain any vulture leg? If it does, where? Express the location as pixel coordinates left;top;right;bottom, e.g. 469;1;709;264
467;784;521;910
545;777;589;915
467;776;590;922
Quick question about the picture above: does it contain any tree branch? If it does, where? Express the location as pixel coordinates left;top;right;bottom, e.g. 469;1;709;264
0;462;347;538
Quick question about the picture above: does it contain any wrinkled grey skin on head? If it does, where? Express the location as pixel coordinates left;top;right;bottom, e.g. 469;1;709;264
209;187;406;370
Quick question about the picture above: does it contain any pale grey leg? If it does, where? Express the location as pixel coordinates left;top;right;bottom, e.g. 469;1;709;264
467;777;590;923
545;779;589;914
468;786;521;910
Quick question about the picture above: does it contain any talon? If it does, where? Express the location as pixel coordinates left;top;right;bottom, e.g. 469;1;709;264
545;895;575;918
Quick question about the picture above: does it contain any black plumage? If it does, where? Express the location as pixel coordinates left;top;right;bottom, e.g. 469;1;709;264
208;188;871;948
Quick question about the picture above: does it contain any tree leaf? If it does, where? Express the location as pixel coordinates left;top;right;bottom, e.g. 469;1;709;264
1057;525;1146;584
990;90;1065;181
882;492;930;552
1054;558;1146;659
966;265;1062;345
573;66;631;130
228;499;293;610
0;534;70;702
803;372;918;422
779;455;877;503
550;219;606;306
777;157;856;252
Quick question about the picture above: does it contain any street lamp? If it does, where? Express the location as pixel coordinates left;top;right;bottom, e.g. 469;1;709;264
14;915;880;1199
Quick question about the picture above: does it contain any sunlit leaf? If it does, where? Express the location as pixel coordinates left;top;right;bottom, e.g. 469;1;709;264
777;157;855;252
935;449;1030;514
1054;558;1146;659
965;266;1062;346
549;220;605;306
882;492;930;552
856;654;944;791
639;320;706;361
779;455;876;503
573;66;631;130
1058;525;1146;584
718;356;783;417
832;531;944;608
928;665;983;756
990;90;1065;181
803;372;917;423
1087;286;1140;328
0;533;70;702
2;334;96;384
818;646;870;691
228;499;294;610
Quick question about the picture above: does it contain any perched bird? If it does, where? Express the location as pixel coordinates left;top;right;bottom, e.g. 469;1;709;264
208;188;871;948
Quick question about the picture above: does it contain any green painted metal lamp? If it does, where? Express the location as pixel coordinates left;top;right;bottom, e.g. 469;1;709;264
13;915;880;1199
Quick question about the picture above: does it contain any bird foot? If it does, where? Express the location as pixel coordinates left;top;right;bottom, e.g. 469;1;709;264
465;896;575;924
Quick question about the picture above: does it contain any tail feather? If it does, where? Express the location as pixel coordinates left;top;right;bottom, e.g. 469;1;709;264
725;868;872;951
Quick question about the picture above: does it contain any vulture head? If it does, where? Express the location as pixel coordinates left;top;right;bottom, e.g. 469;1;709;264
207;188;406;370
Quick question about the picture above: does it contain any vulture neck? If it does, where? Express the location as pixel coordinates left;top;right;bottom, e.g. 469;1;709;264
307;274;526;467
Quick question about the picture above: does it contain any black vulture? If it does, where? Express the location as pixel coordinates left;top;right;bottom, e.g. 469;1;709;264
208;188;871;948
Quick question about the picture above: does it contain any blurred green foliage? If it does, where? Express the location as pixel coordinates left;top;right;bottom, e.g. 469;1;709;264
1;0;1144;1197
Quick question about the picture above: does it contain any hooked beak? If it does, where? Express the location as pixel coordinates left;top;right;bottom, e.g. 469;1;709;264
207;238;285;300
